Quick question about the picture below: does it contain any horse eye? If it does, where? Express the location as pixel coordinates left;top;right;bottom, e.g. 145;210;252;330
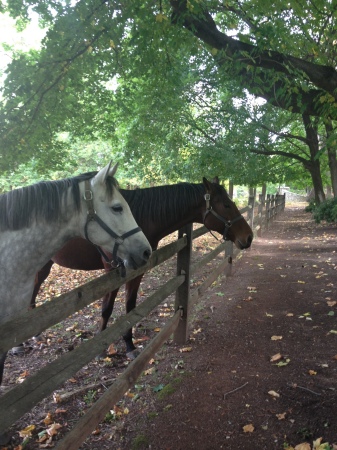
111;205;123;213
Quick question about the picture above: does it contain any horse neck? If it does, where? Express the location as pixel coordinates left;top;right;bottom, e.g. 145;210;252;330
0;190;81;276
121;183;206;244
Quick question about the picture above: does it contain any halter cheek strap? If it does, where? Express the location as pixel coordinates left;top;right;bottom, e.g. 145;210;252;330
203;193;244;241
83;180;142;275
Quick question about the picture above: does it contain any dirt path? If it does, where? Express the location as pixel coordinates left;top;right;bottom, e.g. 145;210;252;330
119;205;337;450
2;205;337;450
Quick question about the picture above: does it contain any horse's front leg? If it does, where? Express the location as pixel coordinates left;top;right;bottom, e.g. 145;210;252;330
123;274;144;359
100;289;119;332
31;260;55;309
95;289;119;359
10;260;55;356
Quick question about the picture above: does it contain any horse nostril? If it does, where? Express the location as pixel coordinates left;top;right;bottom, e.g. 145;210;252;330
143;249;151;261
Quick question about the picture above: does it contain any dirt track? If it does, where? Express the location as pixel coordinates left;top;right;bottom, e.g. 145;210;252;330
120;205;337;450
2;205;337;450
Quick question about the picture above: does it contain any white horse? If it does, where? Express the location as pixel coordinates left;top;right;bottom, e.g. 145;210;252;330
0;162;151;384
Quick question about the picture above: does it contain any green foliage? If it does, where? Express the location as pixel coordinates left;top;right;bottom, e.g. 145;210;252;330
305;199;317;213
309;198;337;223
0;0;336;191
131;434;149;450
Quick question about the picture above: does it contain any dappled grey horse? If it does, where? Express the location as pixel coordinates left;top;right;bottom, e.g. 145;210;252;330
0;162;152;385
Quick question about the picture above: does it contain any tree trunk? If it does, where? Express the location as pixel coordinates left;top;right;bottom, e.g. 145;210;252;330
325;120;337;197
302;115;326;204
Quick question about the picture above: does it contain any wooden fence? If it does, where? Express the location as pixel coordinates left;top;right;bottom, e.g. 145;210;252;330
0;190;286;449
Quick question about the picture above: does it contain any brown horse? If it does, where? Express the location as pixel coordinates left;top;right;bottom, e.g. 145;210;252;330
31;177;253;358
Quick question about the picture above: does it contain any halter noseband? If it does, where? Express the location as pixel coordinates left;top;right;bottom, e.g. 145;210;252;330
203;193;244;241
83;179;142;275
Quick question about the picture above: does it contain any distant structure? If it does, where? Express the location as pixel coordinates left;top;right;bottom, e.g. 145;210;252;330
278;186;307;202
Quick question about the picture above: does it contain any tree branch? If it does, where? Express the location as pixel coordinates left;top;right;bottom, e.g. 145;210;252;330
250;145;310;166
170;0;337;118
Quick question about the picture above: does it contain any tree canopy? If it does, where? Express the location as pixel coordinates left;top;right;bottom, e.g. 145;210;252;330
1;0;336;189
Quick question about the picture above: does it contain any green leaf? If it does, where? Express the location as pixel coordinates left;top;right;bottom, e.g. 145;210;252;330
153;384;165;392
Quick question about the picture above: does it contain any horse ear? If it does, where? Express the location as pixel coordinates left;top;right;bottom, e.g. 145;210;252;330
108;162;118;179
94;162;118;185
203;177;213;193
212;176;220;185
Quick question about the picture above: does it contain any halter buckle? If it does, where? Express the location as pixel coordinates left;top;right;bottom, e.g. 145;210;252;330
83;190;93;201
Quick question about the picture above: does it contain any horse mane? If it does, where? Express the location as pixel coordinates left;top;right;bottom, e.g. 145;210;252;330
121;183;208;223
0;172;118;231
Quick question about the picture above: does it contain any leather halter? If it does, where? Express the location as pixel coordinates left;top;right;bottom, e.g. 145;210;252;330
203;193;244;241
83;179;142;274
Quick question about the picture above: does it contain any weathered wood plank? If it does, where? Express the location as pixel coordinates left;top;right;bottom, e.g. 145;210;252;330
0;275;184;433
55;310;181;450
0;238;187;353
189;257;228;309
190;241;226;276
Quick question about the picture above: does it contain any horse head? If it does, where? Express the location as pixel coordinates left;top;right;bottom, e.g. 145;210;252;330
202;177;253;249
82;162;152;269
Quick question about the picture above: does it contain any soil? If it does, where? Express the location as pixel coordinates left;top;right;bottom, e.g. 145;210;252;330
1;204;337;450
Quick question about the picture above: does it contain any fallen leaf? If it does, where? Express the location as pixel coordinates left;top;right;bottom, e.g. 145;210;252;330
125;391;135;398
244;296;253;302
308;370;317;375
275;358;290;367
154;327;161;332
144;367;155;375
327;300;337;307
271;335;283;340
153;384;165;392
313;437;336;450
46;423;62;437
53;393;62;403
268;390;280;398
294;443;311;450
242;423;254;433
286;313;294;317
19;424;36;437
270;353;282;362
179;347;192;353
107;344;117;355
297;280;306;284
276;412;286;420
19;370;29;378
193;328;202;334
55;409;67;414
43;413;53;425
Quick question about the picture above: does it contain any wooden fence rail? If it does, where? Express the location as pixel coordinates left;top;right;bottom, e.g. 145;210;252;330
0;190;286;447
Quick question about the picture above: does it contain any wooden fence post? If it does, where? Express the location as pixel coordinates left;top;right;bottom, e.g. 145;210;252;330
257;194;263;237
270;195;275;221
265;194;271;229
173;223;193;344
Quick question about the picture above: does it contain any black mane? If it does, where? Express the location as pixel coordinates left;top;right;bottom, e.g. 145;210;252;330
0;172;118;231
121;183;207;223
